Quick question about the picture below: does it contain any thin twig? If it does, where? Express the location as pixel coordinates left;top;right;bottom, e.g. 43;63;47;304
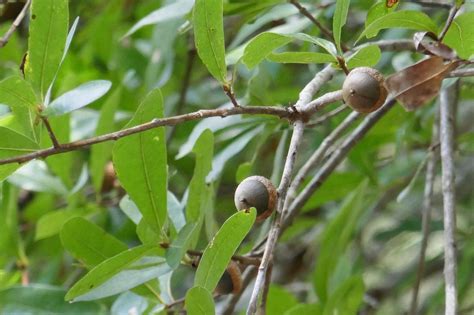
185;249;261;266
447;67;474;78
439;82;459;315
247;120;305;314
438;4;460;42
40;116;61;148
223;84;241;107
289;0;349;52
0;0;31;48
306;104;348;127
409;113;439;315
259;262;273;314
0;94;338;166
285;99;396;229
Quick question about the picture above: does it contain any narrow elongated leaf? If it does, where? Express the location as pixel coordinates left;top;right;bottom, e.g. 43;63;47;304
0;128;39;182
187;129;214;222
194;209;256;292
90;88;121;193
166;222;199;269
333;0;350;53
113;89;167;241
60;217;127;268
0;184;20;264
285;304;322;315
194;0;227;84
65;245;170;302
314;182;367;302
0;76;38;110
125;0;194;37
267;52;335;64
25;0;68;99
357;11;437;42
444;12;474;60
322;275;365;315
0;285;105;314
185;286;215;315
42;80;112;117
267;285;298;315
346;45;381;69
36;209;86;240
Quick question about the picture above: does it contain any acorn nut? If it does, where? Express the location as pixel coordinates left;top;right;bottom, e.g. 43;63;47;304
342;67;387;113
234;176;277;222
215;261;242;295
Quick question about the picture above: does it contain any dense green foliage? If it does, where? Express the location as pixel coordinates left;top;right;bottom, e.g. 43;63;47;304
0;0;473;314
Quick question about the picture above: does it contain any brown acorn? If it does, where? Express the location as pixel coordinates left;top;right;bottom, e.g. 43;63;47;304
234;176;277;222
342;67;387;113
215;261;242;295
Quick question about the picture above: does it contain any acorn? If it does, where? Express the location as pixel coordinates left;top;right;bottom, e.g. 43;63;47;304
215;261;242;295
234;176;277;222
342;67;387;113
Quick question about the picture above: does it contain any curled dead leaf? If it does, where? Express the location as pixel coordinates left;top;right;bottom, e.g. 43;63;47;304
386;56;460;111
413;32;457;60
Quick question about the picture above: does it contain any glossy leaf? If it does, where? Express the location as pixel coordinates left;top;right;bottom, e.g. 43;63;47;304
36;208;87;240
267;52;335;64
333;0;350;53
113;89;168;241
0;128;38;182
90;88;121;193
194;0;227;84
25;0;69;99
0;285;105;314
444;12;474;60
42;80;112;117
60;217;127;268
0;76;38;110
194;209;256;292
125;0;194;37
358;11;437;42
65;245;170;302
185;286;215;315
346;45;381;69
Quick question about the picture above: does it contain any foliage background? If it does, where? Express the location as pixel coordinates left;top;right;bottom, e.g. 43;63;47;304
0;0;473;314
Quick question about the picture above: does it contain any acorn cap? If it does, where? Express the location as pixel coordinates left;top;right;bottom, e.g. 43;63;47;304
215;261;242;295
234;175;277;222
342;67;387;113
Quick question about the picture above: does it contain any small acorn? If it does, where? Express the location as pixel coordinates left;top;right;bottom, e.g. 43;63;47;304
215;261;242;295
234;176;277;222
342;67;387;113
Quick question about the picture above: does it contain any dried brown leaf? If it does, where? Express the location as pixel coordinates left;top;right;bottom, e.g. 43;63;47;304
413;32;457;60
386;56;459;111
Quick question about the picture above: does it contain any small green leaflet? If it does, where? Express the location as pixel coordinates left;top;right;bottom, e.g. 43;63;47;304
185;286;215;315
0;76;38;110
194;209;256;292
333;0;350;53
357;10;437;43
444;12;474;60
194;0;227;84
346;45;381;69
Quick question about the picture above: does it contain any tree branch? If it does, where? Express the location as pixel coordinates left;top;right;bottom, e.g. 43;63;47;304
0;0;31;48
439;82;459;315
409;113;439;315
247;120;305;315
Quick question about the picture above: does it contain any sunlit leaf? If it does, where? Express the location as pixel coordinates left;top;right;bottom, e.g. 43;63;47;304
185;286;215;315
444;12;474;60
333;0;350;53
346;45;381;69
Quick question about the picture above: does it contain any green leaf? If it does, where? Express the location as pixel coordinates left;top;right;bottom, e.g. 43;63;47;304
113;89;168;241
194;209;256;292
25;0;69;99
90;88;121;193
60;217;127;268
322;275;365;315
36;208;88;240
357;10;438;42
185;286;215;315
314;181;368;302
267;52;336;64
236;162;252;183
166;222;199;269
65;245;170;302
285;304;322;315
42;80;112;117
333;0;350;53
125;0;194;37
365;1;397;28
194;0;227;84
0;184;21;265
243;32;337;69
0;128;39;182
444;12;474;60
0;76;38;110
242;32;293;69
267;285;298;315
187;129;214;222
0;285;105;314
346;45;382;69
